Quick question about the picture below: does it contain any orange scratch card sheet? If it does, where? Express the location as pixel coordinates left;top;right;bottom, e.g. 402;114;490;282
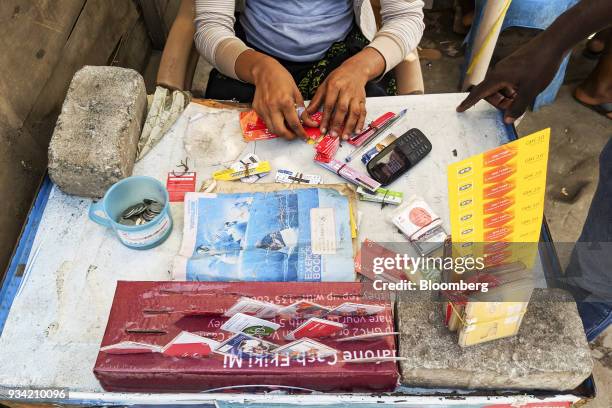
447;129;550;265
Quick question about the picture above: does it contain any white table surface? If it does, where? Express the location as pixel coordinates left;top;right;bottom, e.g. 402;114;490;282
0;94;545;394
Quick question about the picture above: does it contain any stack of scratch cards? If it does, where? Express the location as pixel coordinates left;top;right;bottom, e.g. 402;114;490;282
212;297;389;361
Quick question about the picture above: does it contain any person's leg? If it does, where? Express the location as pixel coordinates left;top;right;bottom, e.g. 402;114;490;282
204;70;256;102
565;138;612;341
575;28;612;118
296;25;397;100
364;81;391;97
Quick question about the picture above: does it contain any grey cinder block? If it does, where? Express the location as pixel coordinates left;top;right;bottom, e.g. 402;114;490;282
397;288;593;391
48;66;147;197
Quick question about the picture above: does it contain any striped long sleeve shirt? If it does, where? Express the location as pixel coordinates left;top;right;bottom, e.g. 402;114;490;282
194;0;425;80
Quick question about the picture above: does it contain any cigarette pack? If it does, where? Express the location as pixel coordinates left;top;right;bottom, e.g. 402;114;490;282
458;312;526;347
442;236;535;346
94;281;398;392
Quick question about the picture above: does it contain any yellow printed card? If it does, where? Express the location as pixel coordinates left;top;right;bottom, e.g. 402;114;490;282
447;129;550;264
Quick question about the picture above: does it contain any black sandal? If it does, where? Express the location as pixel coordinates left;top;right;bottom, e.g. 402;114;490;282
574;96;612;119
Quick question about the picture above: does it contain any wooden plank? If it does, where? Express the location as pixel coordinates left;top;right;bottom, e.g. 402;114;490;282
24;0;140;149
138;0;167;50
0;124;46;283
111;17;152;73
0;0;86;129
0;0;140;276
162;0;182;32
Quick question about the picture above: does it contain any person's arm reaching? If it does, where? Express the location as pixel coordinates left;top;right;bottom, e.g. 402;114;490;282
194;0;309;140
307;0;425;139
456;0;612;123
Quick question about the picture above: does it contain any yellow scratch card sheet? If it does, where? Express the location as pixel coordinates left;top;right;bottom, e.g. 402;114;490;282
447;129;550;264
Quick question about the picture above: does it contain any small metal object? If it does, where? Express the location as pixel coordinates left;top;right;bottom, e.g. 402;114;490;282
121;206;136;219
118;218;136;226
172;158;190;177
125;328;167;335
117;199;162;225
148;201;163;213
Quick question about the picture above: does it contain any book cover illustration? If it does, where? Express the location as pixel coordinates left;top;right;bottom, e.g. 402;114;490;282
174;188;355;281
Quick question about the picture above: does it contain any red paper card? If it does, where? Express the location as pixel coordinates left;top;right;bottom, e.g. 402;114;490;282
348;112;396;146
167;172;196;202
240;110;323;141
355;239;408;283
287;317;344;340
161;331;218;357
314;134;340;163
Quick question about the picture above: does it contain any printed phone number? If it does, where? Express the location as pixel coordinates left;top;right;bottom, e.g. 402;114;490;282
1;388;68;400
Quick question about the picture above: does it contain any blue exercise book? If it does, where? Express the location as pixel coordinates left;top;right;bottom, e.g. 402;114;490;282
174;188;355;282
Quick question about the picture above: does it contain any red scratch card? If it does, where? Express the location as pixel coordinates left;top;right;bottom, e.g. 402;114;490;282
348;112;396;146
167;172;196;202
314;134;340;163
161;331;219;357
286;317;344;340
240;110;323;141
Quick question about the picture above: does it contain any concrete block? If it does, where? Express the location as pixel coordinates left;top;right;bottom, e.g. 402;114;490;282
48;66;146;197
397;289;593;391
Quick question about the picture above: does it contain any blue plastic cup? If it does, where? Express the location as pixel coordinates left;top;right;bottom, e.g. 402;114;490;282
88;176;173;249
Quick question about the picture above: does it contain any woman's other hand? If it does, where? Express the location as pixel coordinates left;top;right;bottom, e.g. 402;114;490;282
306;48;386;140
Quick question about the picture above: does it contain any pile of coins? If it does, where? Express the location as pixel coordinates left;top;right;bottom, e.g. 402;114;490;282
118;199;163;226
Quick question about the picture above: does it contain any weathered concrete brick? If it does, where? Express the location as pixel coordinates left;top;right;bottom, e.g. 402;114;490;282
48;66;146;197
397;288;593;390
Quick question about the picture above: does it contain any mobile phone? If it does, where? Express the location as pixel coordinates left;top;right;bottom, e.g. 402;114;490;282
366;128;432;186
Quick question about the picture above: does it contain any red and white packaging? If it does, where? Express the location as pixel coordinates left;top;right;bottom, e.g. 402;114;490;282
94;281;398;393
285;317;344;340
240;110;323;141
355;239;409;283
166;172;196;202
314;134;340;163
348;112;396;146
162;331;220;357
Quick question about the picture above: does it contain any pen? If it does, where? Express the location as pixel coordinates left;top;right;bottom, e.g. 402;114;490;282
344;109;407;162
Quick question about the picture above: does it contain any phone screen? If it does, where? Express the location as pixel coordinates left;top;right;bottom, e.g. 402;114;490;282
367;147;411;186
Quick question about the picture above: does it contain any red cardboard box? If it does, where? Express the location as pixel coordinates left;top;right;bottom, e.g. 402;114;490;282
94;281;398;393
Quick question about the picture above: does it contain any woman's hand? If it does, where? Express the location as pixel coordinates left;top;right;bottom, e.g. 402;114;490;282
306;48;386;139
238;51;315;140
